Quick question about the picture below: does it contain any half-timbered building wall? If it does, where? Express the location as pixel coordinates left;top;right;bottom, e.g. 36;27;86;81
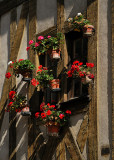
0;0;113;160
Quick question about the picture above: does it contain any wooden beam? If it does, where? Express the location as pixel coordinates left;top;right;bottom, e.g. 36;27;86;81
65;130;83;160
76;114;88;153
87;0;98;159
57;0;65;102
0;1;29;132
28;0;38;159
0;0;28;16
112;0;114;159
9;8;17;160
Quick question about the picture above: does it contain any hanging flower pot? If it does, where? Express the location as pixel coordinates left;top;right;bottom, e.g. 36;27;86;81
50;49;60;59
21;69;32;81
50;79;60;90
83;25;95;37
46;122;60;136
81;75;92;84
13;68;21;75
21;106;31;116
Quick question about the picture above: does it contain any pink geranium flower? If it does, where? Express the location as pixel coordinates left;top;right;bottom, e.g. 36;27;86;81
38;36;44;40
29;40;34;45
47;35;51;38
35;42;39;48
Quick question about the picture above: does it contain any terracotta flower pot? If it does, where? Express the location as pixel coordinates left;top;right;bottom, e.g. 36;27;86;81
21;106;31;116
13;68;21;74
50;79;60;89
81;75;92;84
50;49;60;59
83;25;95;37
21;70;32;78
47;122;60;136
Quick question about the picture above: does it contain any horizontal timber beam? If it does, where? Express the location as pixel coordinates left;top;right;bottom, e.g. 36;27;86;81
0;0;28;16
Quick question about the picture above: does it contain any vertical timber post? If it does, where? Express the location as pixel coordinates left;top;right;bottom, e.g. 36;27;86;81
87;0;98;160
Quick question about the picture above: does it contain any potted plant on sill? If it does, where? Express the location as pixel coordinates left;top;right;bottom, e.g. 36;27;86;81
67;60;94;84
9;59;35;81
31;65;54;90
26;33;63;59
67;13;95;37
5;91;28;113
35;103;71;136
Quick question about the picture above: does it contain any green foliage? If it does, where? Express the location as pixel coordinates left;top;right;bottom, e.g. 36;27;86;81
29;33;63;55
13;59;35;71
68;13;90;30
35;66;54;88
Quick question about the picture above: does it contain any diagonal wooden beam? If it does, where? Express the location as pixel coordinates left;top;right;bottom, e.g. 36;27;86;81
65;130;83;160
0;1;29;132
76;114;88;153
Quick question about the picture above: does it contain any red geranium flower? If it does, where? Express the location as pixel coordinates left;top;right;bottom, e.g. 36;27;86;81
40;102;45;111
35;112;40;118
31;78;39;86
46;110;52;116
26;46;30;51
5;72;11;79
38;65;43;69
49;105;55;108
41;112;46;119
78;62;83;66
86;63;94;68
18;59;24;62
7;101;13;107
67;70;72;77
88;74;94;79
59;114;64;119
73;60;79;65
66;110;71;114
9;91;16;100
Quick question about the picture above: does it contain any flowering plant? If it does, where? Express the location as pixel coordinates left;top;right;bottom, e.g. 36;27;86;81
68;13;90;31
5;91;27;112
35;103;71;126
31;65;54;88
26;33;63;55
67;60;94;83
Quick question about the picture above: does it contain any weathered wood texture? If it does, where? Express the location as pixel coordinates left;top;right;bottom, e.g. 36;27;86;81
0;0;28;16
57;0;66;103
9;8;17;160
27;0;41;159
77;114;88;153
87;0;98;159
65;130;83;160
112;0;114;159
0;1;29;132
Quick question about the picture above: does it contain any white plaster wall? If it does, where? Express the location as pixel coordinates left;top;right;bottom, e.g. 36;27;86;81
0;12;10;160
97;0;112;159
64;0;87;21
36;0;57;33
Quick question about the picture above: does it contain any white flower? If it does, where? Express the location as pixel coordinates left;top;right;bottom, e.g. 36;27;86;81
67;18;73;22
8;61;13;65
77;13;82;17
